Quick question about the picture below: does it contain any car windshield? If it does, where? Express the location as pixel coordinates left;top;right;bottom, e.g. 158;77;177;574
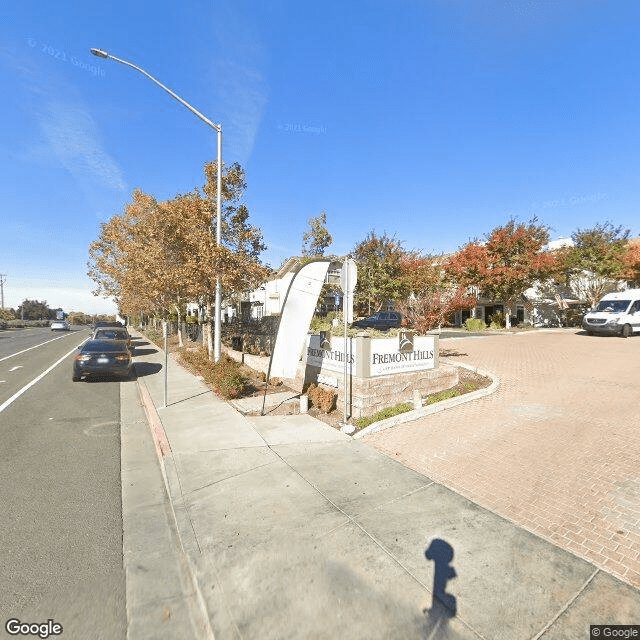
94;329;128;340
595;300;630;313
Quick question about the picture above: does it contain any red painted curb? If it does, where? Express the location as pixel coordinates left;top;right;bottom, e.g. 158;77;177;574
137;379;172;458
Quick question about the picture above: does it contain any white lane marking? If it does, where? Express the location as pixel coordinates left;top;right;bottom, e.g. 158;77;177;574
9;366;23;372
0;343;86;414
0;330;86;363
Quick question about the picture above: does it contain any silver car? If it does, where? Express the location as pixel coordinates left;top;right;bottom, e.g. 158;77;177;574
50;320;70;331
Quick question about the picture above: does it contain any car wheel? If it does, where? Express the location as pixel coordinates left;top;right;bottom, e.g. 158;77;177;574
72;374;81;382
621;324;631;338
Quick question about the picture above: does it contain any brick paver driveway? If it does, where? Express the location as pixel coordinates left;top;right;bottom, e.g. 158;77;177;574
364;329;640;589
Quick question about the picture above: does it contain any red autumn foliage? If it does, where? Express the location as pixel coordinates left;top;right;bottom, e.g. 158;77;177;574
444;218;557;326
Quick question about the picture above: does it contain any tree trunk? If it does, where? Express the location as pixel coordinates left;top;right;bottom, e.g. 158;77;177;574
505;304;512;329
175;305;184;348
205;301;214;360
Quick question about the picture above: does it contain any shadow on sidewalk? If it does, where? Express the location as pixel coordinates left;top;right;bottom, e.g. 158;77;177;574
131;348;158;356
133;362;162;377
422;538;458;639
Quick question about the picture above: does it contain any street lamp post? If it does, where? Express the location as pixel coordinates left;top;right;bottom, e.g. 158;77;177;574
90;48;223;362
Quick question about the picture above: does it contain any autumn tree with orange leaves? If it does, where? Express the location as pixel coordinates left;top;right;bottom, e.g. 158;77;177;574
395;251;476;331
445;218;557;328
622;238;640;286
88;161;268;358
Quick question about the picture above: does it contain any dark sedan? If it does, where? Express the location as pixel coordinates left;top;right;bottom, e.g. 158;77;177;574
351;311;405;331
72;339;133;382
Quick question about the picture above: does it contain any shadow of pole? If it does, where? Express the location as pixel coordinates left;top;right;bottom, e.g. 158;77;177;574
422;537;457;638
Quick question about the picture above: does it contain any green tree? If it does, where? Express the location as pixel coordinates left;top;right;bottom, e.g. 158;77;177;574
351;231;409;315
16;299;51;320
302;211;333;257
558;222;631;306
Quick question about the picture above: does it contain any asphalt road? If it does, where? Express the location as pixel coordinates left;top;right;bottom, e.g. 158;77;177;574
0;327;127;639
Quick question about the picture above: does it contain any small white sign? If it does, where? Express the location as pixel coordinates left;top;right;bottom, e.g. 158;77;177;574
340;259;357;293
340;259;357;324
317;373;339;388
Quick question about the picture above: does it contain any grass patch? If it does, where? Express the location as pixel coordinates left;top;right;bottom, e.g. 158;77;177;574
425;388;461;404
354;402;414;430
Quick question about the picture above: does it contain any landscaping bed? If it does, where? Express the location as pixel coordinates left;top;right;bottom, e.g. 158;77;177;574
140;328;492;432
246;365;492;432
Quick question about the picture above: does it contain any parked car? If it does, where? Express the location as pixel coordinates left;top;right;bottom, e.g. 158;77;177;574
92;320;123;330
92;326;132;348
50;320;70;331
351;311;405;331
72;339;133;381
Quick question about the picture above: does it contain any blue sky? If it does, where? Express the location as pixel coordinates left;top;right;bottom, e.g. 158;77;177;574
1;0;638;314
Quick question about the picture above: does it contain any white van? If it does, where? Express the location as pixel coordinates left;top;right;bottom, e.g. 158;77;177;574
582;289;640;337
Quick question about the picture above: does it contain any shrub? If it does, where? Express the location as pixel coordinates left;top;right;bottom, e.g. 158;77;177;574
146;328;164;346
306;383;336;413
178;347;246;399
354;402;414;430
464;318;486;332
310;316;331;332
489;310;505;329
211;355;246;399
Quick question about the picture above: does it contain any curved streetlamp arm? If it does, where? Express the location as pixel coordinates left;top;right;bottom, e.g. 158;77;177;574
90;49;221;132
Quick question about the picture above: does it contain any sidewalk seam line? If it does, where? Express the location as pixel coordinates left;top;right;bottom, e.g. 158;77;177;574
183;461;279;497
529;568;599;640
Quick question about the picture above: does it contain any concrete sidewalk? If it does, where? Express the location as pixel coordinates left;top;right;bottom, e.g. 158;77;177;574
123;333;640;639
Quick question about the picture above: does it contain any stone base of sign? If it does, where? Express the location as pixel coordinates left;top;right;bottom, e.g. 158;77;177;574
291;362;458;419
224;334;458;420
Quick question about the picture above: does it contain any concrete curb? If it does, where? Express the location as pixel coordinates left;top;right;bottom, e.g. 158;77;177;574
132;360;216;640
137;379;172;458
353;360;500;438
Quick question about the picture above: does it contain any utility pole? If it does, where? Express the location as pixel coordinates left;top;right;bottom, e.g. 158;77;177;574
0;274;6;310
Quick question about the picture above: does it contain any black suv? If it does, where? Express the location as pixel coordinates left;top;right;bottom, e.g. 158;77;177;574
351;311;404;331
